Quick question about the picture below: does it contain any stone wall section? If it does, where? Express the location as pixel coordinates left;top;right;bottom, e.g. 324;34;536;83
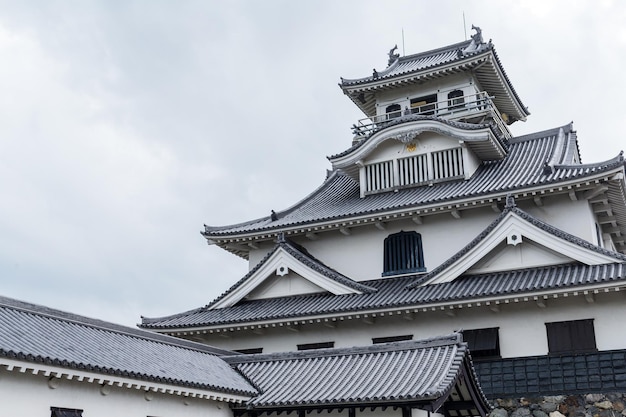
489;393;626;417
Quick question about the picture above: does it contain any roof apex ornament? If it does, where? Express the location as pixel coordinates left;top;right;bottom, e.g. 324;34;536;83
387;44;399;66
471;25;483;44
271;210;278;221
505;194;516;209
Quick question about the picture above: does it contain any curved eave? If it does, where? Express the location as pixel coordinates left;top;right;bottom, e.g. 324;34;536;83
473;53;529;122
143;277;626;333
340;47;528;123
340;54;490;117
329;119;506;178
205;166;626;259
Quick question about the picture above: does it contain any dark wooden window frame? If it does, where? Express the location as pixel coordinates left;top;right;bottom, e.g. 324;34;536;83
234;347;263;354
297;341;334;351
372;335;413;344
382;231;426;277
546;319;597;355
447;89;465;109
51;407;83;417
463;327;500;360
385;103;402;120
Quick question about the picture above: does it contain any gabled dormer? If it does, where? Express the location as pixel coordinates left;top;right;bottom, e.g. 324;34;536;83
335;27;529;197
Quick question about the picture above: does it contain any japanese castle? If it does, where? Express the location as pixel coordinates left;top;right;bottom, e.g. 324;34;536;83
2;27;626;417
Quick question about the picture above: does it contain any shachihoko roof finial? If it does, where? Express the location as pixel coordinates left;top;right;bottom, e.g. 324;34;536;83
471;25;483;44
271;210;278;221
387;44;399;66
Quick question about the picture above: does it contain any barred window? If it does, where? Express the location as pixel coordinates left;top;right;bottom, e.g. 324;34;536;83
382;231;425;276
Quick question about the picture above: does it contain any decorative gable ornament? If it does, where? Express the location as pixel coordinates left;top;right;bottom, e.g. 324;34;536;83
208;239;376;310
416;197;626;286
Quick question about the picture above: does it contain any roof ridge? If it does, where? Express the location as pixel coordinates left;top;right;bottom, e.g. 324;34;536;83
508;123;572;143
280;239;378;293
407;197;626;288
339;39;476;84
554;151;624;170
329;115;500;161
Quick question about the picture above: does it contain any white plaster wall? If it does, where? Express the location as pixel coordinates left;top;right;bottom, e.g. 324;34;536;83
375;73;478;115
243;194;598;283
200;292;626;358
289;207;499;281
0;368;233;417
246;273;325;300
519;195;595;243
364;132;461;165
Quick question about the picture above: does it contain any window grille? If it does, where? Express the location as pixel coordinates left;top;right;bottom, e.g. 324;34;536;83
365;160;394;192
398;154;428;186
432;147;464;180
364;147;464;194
382;231;425;276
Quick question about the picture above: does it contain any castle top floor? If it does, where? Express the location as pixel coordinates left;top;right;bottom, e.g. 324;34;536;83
339;27;530;141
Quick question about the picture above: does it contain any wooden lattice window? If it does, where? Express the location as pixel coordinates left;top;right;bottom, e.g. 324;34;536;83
432;147;464;180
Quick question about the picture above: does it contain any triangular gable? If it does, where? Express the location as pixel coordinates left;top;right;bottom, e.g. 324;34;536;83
209;237;375;310
414;197;626;287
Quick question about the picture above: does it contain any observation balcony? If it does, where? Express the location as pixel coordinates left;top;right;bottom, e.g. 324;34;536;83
351;92;511;141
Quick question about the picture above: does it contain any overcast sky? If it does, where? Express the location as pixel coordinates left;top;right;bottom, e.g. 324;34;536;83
0;1;624;326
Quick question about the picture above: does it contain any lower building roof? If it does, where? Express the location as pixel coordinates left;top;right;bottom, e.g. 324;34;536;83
0;295;256;398
140;261;626;331
225;333;490;416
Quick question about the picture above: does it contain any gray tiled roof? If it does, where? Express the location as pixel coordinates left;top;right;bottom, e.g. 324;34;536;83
225;334;484;408
340;40;477;86
408;198;626;288
339;37;529;122
140;262;626;329
206;236;377;309
203;124;625;238
147;200;626;330
0;295;256;396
